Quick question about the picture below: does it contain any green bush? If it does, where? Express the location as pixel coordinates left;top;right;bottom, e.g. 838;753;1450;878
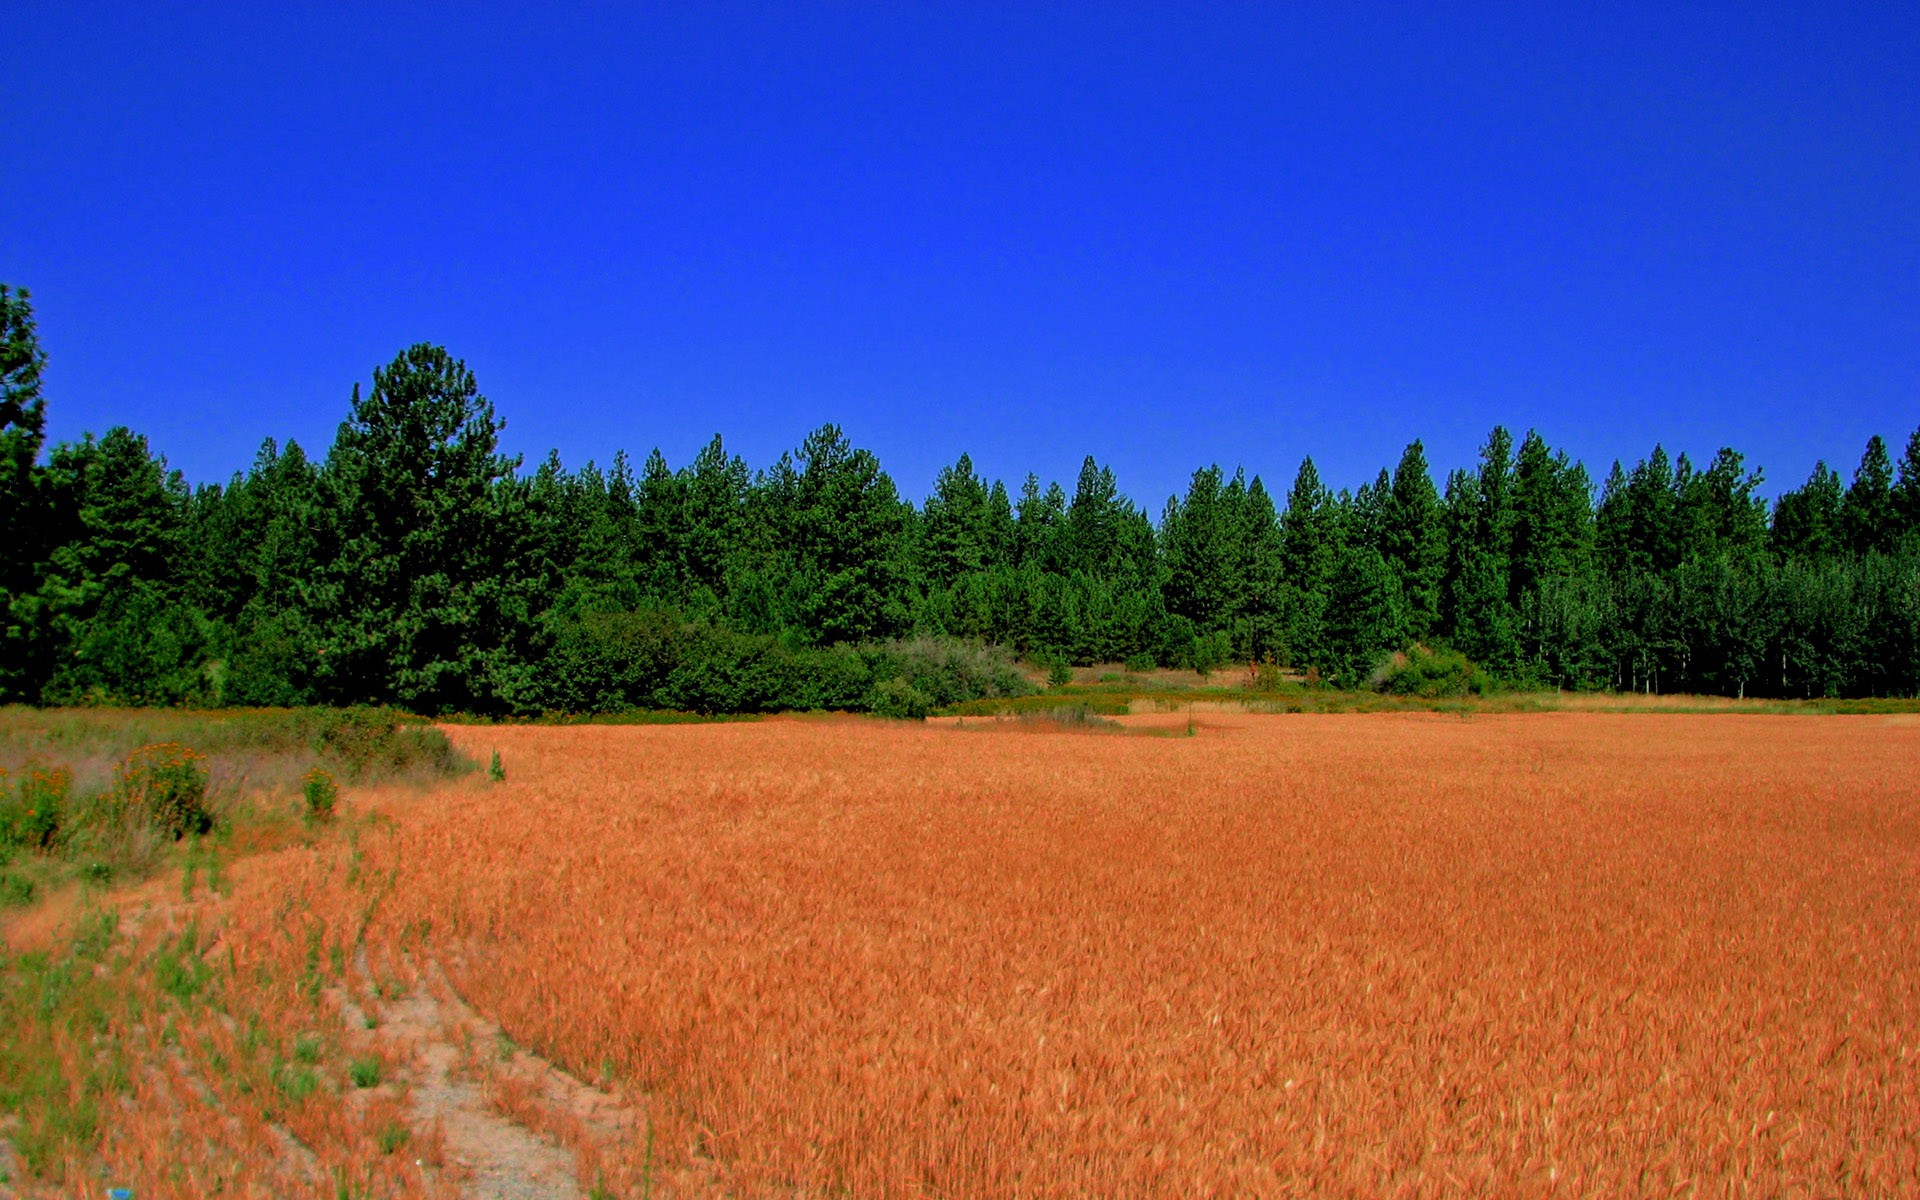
1;763;70;851
862;638;1032;709
300;707;459;779
1047;659;1072;687
1372;646;1490;698
301;769;338;825
115;743;212;839
870;678;934;720
1123;653;1158;673
1189;630;1233;677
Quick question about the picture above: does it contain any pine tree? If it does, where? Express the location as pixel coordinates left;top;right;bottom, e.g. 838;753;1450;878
0;285;50;701
1676;448;1768;558
1014;475;1068;574
1160;465;1226;631
683;435;752;603
223;438;326;705
1841;435;1896;555
1509;430;1594;605
1065;456;1129;578
319;344;529;712
35;428;197;703
1771;462;1844;560
762;424;909;643
1440;429;1520;672
1278;458;1337;668
1894;427;1920;548
924;453;993;586
1383;441;1446;641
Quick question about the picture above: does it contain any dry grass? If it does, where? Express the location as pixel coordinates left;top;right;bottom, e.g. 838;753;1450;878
296;713;1920;1196
13;711;1916;1196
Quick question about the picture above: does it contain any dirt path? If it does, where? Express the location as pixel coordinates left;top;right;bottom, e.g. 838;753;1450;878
339;951;638;1199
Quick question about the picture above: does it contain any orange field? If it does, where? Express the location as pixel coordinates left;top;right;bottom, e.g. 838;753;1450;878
209;711;1913;1197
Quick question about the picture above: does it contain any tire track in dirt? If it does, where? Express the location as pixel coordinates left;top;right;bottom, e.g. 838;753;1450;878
338;950;639;1199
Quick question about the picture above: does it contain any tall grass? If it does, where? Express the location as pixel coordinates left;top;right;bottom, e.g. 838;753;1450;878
0;707;472;904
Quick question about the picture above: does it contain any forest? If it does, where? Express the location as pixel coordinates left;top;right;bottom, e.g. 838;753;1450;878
3;283;1918;714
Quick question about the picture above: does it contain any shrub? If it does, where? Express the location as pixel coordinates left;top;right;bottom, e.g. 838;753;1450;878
1047;660;1072;687
864;638;1032;709
488;751;506;783
1248;657;1290;692
295;707;459;779
1016;705;1120;731
116;743;212;840
870;678;935;721
1372;645;1491;698
1123;653;1157;673
1189;631;1233;677
302;769;338;825
1;763;71;851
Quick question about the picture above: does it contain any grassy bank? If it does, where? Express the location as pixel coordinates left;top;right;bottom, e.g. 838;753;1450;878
0;706;470;915
936;677;1920;718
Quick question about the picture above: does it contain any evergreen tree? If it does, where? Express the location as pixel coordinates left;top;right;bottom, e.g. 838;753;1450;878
1324;537;1407;683
923;453;993;586
762;424;909;644
1278;458;1337;668
1065;456;1135;579
222;438;327;705
36;428;200;703
1841;435;1897;555
318;344;531;713
0;285;50;701
1771;462;1845;560
1509;430;1592;604
1597;446;1680;576
683;435;752;605
1895;427;1920;547
633;448;687;602
1676;448;1767;558
1014;475;1068;574
1383;441;1446;641
1442;429;1520;671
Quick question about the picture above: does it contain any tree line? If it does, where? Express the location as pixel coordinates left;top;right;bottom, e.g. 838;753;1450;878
2;284;1918;713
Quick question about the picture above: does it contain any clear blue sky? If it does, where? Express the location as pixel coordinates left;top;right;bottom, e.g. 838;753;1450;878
6;3;1916;508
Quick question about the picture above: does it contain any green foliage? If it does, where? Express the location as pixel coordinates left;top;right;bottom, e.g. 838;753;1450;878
870;677;934;720
349;1056;383;1088
1;763;69;851
862;637;1030;709
1;285;50;706
488;750;505;782
114;743;211;839
1371;646;1491;698
1188;630;1233;677
1014;704;1121;730
152;923;215;1005
4;288;1920;708
301;707;459;779
0;913;122;1177
0;872;32;907
302;768;338;824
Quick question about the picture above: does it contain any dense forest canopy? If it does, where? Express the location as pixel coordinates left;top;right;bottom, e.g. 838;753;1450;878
2;285;1918;712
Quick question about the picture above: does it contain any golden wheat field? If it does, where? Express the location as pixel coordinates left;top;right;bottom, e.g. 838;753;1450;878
209;711;1916;1198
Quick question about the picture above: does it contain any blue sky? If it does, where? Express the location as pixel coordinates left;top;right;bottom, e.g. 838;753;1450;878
6;3;1916;508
